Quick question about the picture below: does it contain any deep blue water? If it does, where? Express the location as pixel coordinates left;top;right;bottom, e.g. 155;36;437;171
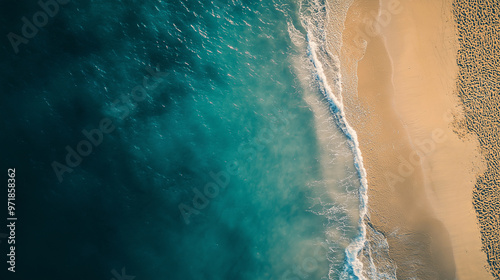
0;0;362;279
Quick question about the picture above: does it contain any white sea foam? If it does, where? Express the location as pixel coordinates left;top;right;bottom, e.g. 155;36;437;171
308;37;369;280
293;0;396;279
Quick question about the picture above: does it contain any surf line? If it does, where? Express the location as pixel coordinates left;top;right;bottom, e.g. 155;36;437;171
306;37;370;279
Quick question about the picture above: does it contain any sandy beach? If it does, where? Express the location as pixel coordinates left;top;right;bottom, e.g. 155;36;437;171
327;0;494;278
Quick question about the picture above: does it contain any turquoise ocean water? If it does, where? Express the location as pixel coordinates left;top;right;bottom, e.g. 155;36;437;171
0;0;382;279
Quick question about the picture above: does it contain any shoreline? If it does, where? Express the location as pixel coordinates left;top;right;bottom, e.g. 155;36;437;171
308;34;370;280
327;0;492;278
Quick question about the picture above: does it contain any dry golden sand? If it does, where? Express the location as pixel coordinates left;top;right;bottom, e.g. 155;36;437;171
379;0;493;279
325;0;494;278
